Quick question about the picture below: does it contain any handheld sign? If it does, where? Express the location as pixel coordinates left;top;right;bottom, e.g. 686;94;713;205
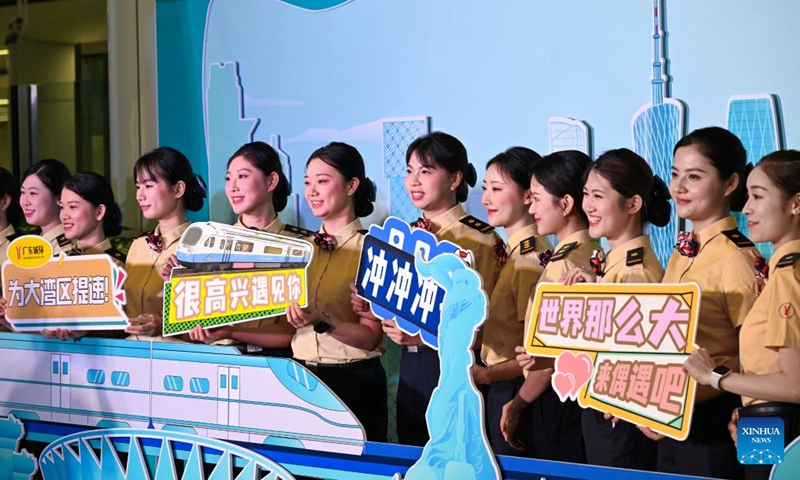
524;282;701;440
2;235;128;331
355;217;469;349
162;222;313;337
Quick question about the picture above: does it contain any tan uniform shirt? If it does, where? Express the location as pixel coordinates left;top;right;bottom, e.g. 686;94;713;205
124;222;190;342
481;223;551;366
427;204;502;297
739;239;800;406
81;238;126;269
600;235;664;284
292;219;381;364
663;216;759;373
0;224;16;266
42;224;71;255
540;229;601;283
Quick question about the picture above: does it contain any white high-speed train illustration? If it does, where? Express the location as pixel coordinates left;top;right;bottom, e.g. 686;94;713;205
0;333;365;454
176;222;313;272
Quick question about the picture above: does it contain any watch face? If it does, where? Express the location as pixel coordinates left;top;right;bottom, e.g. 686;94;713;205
713;365;731;375
314;322;331;334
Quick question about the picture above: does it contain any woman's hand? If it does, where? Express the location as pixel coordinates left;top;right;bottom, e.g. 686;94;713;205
42;328;87;341
500;400;526;450
350;283;378;321
561;267;597;286
381;319;419;346
638;426;666;441
729;408;739;447
286;303;325;329
471;364;492;385
125;314;162;337
159;255;180;282
188;324;233;344
515;345;536;371
682;348;715;386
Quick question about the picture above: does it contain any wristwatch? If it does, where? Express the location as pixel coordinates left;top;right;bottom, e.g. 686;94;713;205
313;312;333;334
710;365;732;391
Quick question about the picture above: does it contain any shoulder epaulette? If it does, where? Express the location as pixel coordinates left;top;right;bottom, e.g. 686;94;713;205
105;247;127;264
549;242;577;262
776;252;800;269
357;229;368;235
519;236;537;256
626;247;645;266
56;233;72;248
459;215;495;234
284;224;314;237
722;229;755;248
134;230;154;239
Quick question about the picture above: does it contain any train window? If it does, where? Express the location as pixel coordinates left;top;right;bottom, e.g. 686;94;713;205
264;246;282;254
291;249;303;256
111;371;131;387
182;226;204;246
189;378;210;394
209;238;215;248
87;369;106;385
163;375;184;392
235;241;254;252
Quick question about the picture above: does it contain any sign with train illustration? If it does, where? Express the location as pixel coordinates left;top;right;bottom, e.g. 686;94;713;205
162;222;314;336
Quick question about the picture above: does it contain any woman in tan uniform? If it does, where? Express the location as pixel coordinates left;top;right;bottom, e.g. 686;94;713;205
684;150;800;480
475;146;552;456
502;150;598;462
39;172;126;341
285;142;387;442
186;141;304;356
0;167;21;266
124;147;206;340
20;159;72;255
561;148;671;470
382;131;503;446
647;127;759;479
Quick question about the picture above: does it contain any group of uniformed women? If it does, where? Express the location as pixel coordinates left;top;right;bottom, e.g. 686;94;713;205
0;126;797;480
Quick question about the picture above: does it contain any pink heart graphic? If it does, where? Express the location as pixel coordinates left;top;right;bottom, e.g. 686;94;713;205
552;372;576;402
555;351;594;399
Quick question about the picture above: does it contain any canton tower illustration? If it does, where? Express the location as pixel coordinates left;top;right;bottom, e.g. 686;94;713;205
631;0;685;266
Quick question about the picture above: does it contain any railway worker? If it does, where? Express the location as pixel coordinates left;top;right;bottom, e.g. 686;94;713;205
0;167;21;266
500;150;597;463
640;127;759;479
20;159;72;255
372;131;503;447
0;167;21;332
124;147;206;341
683;150;800;480
473;146;552;456
285;141;388;442
184;141;304;357
559;148;672;470
37;172;127;341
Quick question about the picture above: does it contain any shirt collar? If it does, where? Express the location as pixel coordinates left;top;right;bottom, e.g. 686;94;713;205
507;223;540;254
236;215;285;234
0;224;14;239
84;238;113;255
605;235;652;269
427;204;465;234
322;218;362;250
42;224;65;243
554;229;594;251
694;216;738;250
769;239;800;271
156;221;190;248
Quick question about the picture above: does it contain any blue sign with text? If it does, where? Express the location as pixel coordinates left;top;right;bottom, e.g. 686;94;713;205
738;417;784;466
356;217;465;349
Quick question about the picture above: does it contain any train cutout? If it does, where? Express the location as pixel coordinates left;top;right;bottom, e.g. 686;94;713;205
176;222;313;273
0;333;366;455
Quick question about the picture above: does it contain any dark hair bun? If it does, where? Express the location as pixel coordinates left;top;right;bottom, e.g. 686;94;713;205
648;175;672;227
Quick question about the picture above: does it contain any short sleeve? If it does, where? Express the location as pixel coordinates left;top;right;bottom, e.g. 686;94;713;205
764;270;800;350
722;249;760;329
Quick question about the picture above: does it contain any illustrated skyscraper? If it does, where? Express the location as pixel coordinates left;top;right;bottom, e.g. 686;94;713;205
631;0;686;266
382;117;428;222
548;116;591;156
727;94;783;259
